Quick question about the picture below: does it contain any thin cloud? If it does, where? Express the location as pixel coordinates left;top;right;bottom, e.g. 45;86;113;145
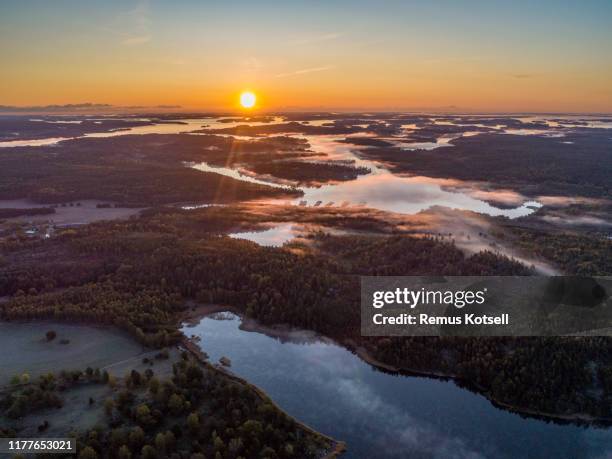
138;56;187;66
512;73;535;79
0;103;182;114
290;32;343;46
0;103;113;113
99;0;151;46
275;65;335;79
422;56;483;65
122;35;151;46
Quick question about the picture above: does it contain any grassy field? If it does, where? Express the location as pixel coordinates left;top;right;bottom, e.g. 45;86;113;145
0;321;159;386
0;199;143;225
0;321;184;437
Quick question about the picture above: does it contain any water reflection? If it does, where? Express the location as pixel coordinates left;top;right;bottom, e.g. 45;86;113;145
4;115;589;219
191;162;292;189
229;223;297;247
188;132;541;218
294;135;541;218
0;116;285;148
0;137;73;148
187;131;542;218
183;313;612;459
299;173;541;218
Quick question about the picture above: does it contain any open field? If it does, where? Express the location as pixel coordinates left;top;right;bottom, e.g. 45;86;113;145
0;321;335;458
0;321;157;386
0;199;143;225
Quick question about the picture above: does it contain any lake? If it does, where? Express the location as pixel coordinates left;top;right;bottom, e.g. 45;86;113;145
183;313;612;459
193;133;543;219
1;115;545;218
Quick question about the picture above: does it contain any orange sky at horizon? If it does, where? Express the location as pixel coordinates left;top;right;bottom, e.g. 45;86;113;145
2;1;611;113
4;72;611;114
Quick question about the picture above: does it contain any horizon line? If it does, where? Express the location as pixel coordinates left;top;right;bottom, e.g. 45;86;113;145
1;106;611;117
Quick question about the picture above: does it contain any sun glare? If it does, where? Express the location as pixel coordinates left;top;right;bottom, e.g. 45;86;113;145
240;91;256;109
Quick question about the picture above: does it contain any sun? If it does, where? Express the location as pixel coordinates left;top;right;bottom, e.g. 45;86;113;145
240;91;256;109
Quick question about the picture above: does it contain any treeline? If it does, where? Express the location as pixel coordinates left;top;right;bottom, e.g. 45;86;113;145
505;228;612;275
358;131;612;199
372;335;612;418
316;234;532;276
3;283;183;347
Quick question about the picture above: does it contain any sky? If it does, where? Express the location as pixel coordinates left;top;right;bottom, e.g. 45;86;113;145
1;0;611;113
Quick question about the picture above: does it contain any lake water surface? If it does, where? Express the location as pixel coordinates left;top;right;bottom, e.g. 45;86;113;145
0;116;554;218
193;133;543;218
183;313;612;459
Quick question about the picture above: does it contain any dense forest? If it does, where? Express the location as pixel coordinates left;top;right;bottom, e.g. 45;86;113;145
248;160;370;184
503;228;612;276
356;131;612;199
1;206;611;420
0;213;531;341
0;134;306;206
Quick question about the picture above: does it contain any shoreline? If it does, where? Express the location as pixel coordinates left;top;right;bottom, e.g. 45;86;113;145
183;304;612;426
353;346;610;425
179;335;347;458
182;302;336;345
